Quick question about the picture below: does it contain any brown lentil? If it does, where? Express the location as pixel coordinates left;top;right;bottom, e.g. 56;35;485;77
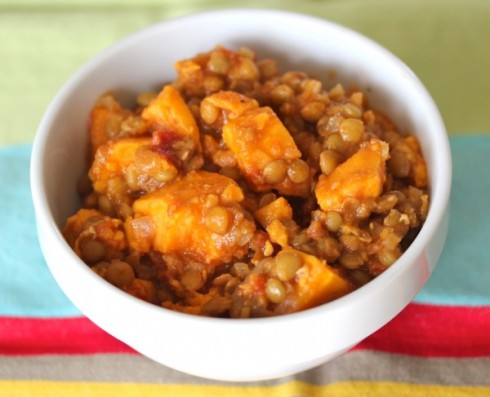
378;249;399;267
105;260;135;289
257;59;278;80
317;237;341;262
324;133;347;153
319;149;340;175
265;278;287;304
342;103;362;119
205;206;232;235
325;211;343;233
263;159;288;184
339;118;364;143
181;269;204;291
388;150;411;178
80;239;107;264
203;75;224;93
207;51;231;74
200;101;220;124
339;252;363;270
287;159;309;183
301;101;326;123
270;84;294;104
231;262;250;279
275;251;302;281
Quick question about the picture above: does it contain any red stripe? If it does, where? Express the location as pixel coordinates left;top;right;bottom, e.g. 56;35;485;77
0;316;134;355
356;303;490;357
0;303;489;357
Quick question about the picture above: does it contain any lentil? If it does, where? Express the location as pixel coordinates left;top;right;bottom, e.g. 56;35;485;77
325;211;343;233
265;278;287;303
105;260;135;289
205;206;232;235
319;149;340;175
80;239;107;263
231;262;250;279
287;159;310;183
181;269;204;291
339;118;364;143
275;251;302;281
270;84;294;104
263;159;288;184
301;101;326;123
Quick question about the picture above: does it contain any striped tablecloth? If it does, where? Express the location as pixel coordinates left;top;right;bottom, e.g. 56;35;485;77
1;1;490;396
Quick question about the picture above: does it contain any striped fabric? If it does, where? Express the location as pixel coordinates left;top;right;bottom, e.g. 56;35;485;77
1;1;490;395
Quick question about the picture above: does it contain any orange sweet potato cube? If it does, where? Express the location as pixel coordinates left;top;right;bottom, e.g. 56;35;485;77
89;137;178;197
141;85;201;150
202;91;259;119
222;106;304;194
63;208;127;262
403;136;428;188
315;139;389;212
254;197;293;228
285;248;352;311
89;94;148;156
90;137;151;192
265;220;289;248
90;106;113;156
63;208;102;248
254;197;294;247
125;171;256;266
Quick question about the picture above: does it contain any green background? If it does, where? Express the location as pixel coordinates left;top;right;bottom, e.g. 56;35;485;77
1;0;489;144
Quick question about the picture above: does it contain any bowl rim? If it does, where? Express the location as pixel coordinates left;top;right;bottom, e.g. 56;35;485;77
30;7;452;328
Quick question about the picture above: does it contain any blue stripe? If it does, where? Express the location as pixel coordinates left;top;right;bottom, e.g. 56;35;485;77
0;136;488;317
0;145;80;317
414;135;490;305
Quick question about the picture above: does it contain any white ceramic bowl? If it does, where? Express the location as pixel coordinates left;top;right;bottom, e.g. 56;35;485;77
31;9;451;382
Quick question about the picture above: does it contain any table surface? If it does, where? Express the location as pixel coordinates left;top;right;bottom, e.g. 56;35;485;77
1;1;490;396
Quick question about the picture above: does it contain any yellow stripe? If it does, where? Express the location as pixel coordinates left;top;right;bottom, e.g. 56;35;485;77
2;380;490;397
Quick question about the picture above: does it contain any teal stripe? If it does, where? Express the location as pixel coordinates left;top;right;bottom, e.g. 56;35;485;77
0;136;488;317
414;135;490;305
0;144;80;317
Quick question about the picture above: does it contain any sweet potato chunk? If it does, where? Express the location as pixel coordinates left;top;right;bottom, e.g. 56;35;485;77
400;136;428;188
89;137;178;200
221;101;309;196
254;197;293;228
125;171;256;266
89;93;148;156
315;139;389;212
63;208;127;263
286;248;352;311
202;91;259;120
142;85;201;151
254;197;294;247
